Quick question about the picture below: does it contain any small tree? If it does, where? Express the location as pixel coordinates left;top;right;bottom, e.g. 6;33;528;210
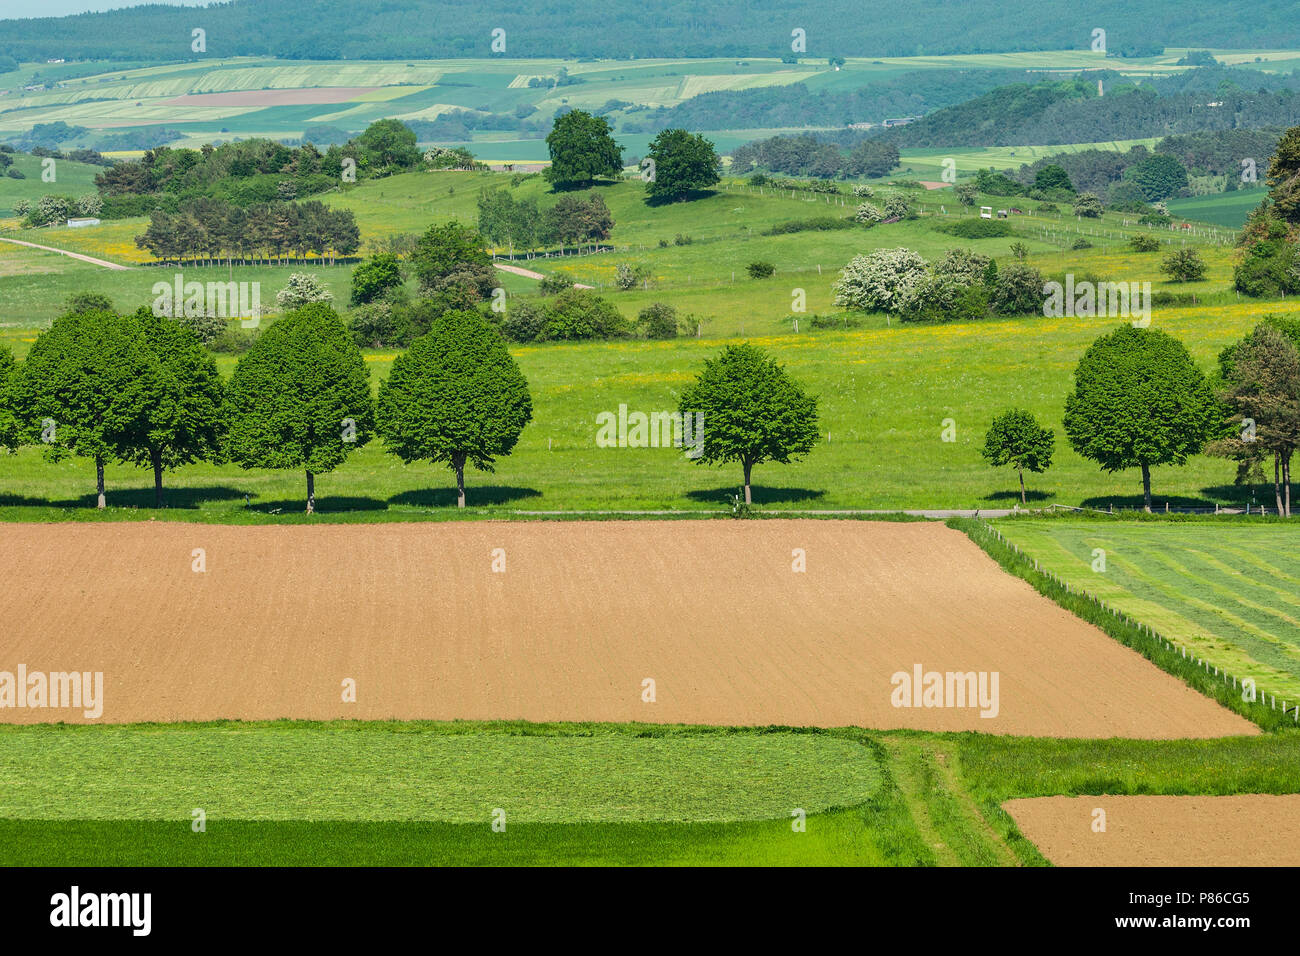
1129;233;1161;252
678;343;820;504
981;409;1055;504
224;303;374;513
989;263;1045;315
1161;248;1206;282
12;309;156;508
1072;193;1104;218
276;272;333;309
1213;323;1300;516
954;183;977;206
377;309;532;507
411;220;495;299
1064;325;1217;511
350;253;403;305
637;302;678;339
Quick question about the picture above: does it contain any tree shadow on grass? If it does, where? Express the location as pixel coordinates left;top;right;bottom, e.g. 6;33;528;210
0;485;248;510
249;495;389;514
1199;483;1293;505
388;486;543;509
1079;492;1220;511
685;485;826;506
982;489;1054;503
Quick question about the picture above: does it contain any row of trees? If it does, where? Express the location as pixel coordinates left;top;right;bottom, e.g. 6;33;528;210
476;188;614;254
135;198;360;265
730;134;900;180
0;300;828;511
981;319;1300;514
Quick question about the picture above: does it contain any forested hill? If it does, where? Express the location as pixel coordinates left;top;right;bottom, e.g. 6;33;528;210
2;0;1299;61
876;70;1300;147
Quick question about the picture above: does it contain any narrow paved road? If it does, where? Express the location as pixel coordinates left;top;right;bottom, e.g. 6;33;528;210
0;235;132;271
494;261;593;288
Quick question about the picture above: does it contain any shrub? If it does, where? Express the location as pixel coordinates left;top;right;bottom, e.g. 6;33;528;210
896;272;989;323
882;195;912;219
852;184;875;197
938;218;1013;238
1035;202;1059;214
176;311;228;346
1073;193;1104;218
933;248;991;285
1129;234;1161;252
1009;241;1030;260
1161;247;1206;282
276;273;333;309
954;183;978;206
1071;238;1093;250
498;300;550;343
832;247;928;313
763;216;855;235
538;272;572;295
350;253;404;305
5;168;23;180
637;302;678;339
209;326;258;354
545;289;630;340
673;233;693;246
349;302;401;348
989;263;1045;315
747;261;776;278
614;262;651;290
854;202;884;224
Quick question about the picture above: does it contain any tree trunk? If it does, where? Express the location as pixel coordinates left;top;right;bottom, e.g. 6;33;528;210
454;455;466;508
1140;461;1152;513
151;448;164;509
95;455;106;510
1018;466;1026;505
306;470;315;514
742;460;753;505
1284;450;1293;518
1275;452;1285;518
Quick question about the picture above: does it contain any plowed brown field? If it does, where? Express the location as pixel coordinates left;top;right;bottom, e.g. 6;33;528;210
1004;795;1300;865
0;520;1255;736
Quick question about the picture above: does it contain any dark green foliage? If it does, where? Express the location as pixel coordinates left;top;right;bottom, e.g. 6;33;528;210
678;343;820;504
543;289;630;341
544;110;623;186
1063;325;1218;509
937;218;1014;238
1160;247;1206;281
762;216;855;236
989;263;1045;315
1129;233;1161;252
411;221;496;300
981;408;1055;502
377;309;532;507
0;346;20;452
746;261;775;279
636;302;678;339
223;303;374;512
645;128;720;203
350;253;404;305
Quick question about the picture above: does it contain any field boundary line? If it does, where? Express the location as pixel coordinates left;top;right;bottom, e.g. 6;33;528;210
951;517;1297;732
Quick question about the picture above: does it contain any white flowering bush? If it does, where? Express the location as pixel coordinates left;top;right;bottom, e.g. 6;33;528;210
276;273;334;309
854;202;884;224
852;184;875;197
832;247;928;312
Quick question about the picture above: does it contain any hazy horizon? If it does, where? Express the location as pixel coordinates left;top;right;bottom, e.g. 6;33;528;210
0;0;212;19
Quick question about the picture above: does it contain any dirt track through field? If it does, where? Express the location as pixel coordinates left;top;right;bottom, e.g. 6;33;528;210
1004;795;1300;865
0;520;1255;736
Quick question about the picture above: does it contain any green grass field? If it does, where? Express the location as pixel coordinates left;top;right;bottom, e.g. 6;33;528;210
995;519;1300;704
0;720;1294;866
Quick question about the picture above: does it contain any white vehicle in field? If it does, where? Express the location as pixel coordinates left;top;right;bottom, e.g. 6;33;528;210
979;206;993;219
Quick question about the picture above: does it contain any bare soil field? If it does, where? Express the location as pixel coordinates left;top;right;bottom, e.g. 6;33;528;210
0;520;1255;736
1004;795;1300;866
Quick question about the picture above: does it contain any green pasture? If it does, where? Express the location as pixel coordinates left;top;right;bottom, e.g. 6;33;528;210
1;721;1295;866
995;519;1300;704
1167;188;1269;229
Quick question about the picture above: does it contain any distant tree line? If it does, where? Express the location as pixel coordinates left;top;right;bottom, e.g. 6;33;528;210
876;68;1300;147
135;198;360;265
731;134;899;179
3;0;1297;60
477;188;614;254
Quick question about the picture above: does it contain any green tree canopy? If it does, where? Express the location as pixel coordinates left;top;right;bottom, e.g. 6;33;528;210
123;308;227;507
645;128;721;203
544;109;623;187
12;308;157;508
350;252;404;305
1034;164;1075;192
0;345;20;453
224;303;374;512
678;343;820;504
377;309;532;507
356;119;421;173
981;408;1055;503
411;220;496;299
1064;325;1217;511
